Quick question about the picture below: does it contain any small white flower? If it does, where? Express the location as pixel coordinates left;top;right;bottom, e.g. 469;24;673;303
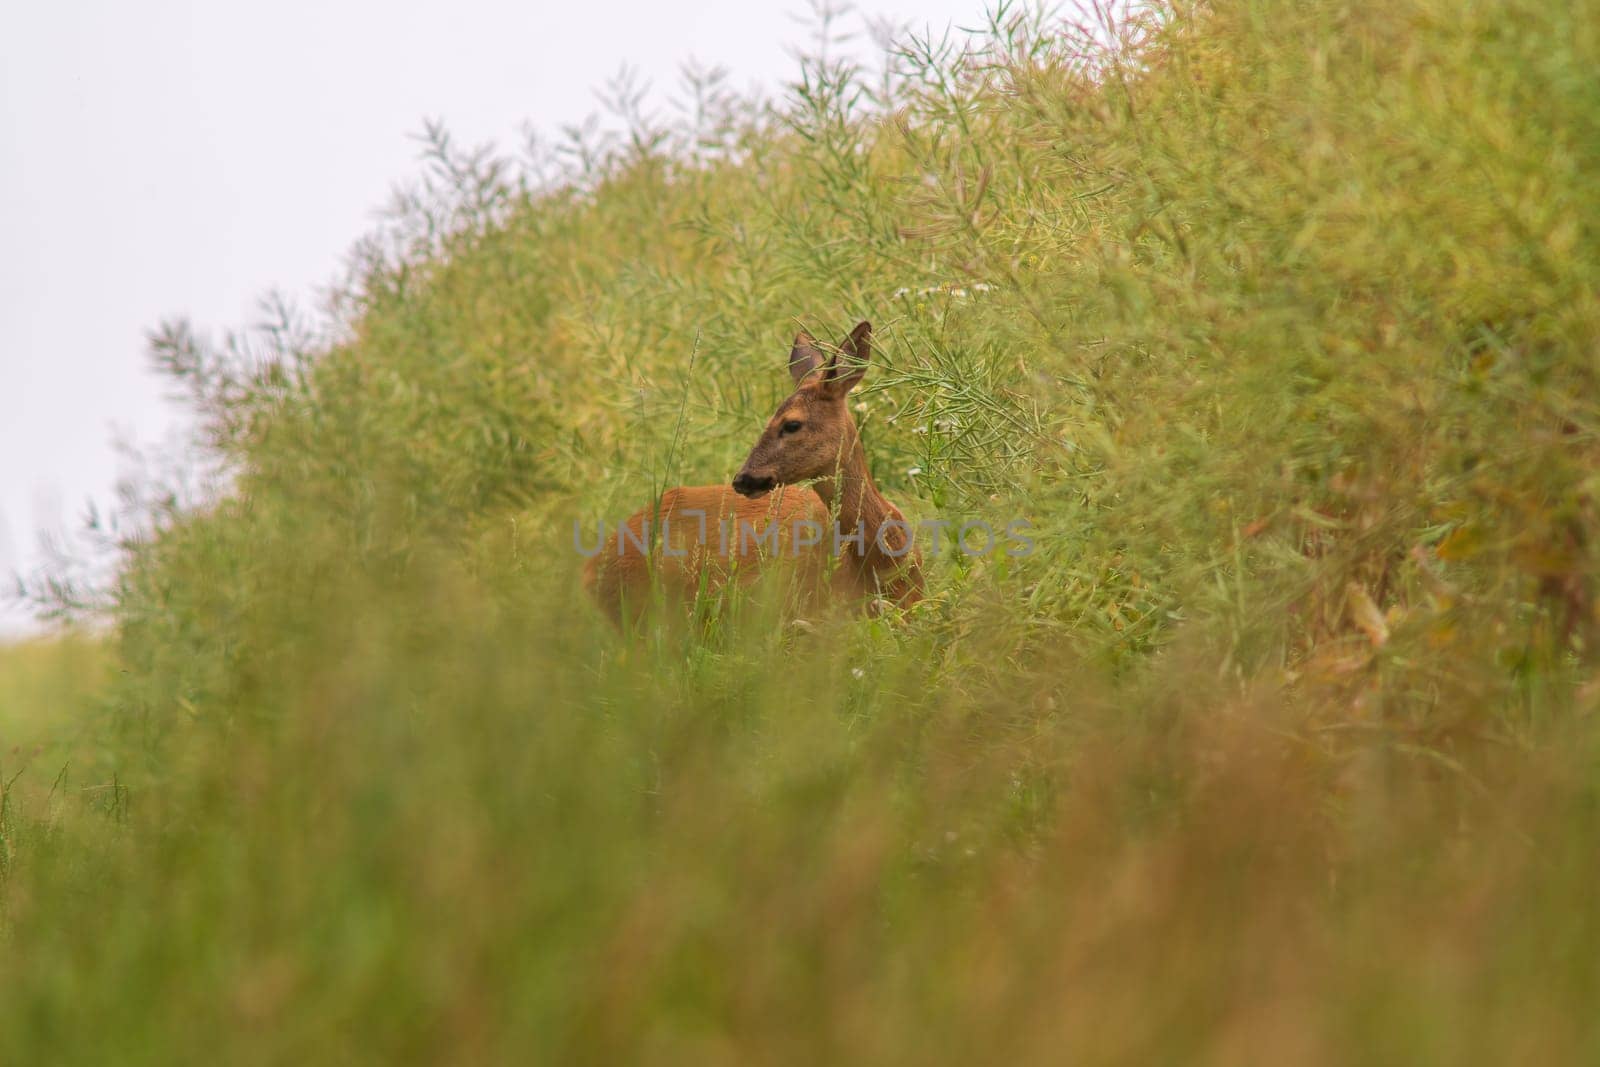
888;281;995;301
907;466;923;476
851;667;865;680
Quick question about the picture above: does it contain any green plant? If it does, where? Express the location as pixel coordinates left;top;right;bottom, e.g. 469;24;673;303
5;1;1600;1062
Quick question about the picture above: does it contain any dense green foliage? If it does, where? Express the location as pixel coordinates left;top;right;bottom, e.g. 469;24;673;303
5;1;1600;1062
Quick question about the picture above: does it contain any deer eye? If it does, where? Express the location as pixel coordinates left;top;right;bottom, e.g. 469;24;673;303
780;420;804;435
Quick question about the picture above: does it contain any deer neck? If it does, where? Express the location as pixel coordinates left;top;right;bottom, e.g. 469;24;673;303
811;435;885;530
810;431;923;605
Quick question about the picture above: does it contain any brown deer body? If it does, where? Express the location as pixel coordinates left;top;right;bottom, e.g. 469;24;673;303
583;321;923;627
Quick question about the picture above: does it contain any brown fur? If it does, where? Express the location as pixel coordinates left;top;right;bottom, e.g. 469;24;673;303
584;320;924;627
582;485;831;628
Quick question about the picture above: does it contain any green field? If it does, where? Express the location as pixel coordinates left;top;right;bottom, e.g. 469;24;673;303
4;0;1600;1062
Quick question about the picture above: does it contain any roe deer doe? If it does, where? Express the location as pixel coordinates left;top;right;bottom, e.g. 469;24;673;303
583;320;924;627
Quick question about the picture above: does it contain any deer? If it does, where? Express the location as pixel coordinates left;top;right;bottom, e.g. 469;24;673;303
583;320;924;629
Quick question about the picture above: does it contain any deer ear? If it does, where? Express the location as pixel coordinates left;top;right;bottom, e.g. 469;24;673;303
822;320;870;396
789;330;825;385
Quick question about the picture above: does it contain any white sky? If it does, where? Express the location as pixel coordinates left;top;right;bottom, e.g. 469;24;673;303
0;0;987;637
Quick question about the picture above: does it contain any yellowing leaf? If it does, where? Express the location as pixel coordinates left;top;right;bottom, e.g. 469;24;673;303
1346;583;1389;648
1435;525;1482;561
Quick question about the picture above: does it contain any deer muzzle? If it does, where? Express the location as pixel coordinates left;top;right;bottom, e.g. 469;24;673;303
731;470;776;497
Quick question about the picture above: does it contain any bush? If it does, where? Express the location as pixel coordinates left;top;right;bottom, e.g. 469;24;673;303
6;1;1600;1062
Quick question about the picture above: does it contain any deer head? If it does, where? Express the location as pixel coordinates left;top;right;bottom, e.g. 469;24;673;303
731;321;871;498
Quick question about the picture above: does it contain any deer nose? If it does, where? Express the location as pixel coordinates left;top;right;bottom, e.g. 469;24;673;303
732;471;775;497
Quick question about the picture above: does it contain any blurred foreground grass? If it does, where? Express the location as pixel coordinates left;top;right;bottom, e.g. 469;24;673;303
5;0;1600;1062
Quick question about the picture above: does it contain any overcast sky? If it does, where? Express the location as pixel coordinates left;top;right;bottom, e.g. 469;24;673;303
0;0;987;637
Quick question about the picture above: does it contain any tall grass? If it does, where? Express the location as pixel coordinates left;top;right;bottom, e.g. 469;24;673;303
5;0;1600;1062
